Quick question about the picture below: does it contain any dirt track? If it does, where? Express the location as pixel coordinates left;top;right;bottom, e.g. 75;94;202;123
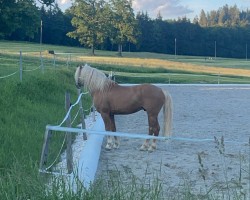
96;85;250;198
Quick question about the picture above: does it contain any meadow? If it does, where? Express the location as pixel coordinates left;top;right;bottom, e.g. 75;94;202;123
0;41;249;199
1;40;250;84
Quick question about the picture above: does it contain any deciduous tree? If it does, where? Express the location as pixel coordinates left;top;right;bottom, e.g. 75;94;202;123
67;0;112;55
109;0;137;56
0;0;17;38
0;0;39;40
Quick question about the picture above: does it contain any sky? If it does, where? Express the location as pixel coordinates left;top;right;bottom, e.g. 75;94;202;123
55;0;250;20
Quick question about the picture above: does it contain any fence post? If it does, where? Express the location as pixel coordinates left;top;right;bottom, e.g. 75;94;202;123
65;92;73;173
66;54;70;68
217;72;220;84
70;54;72;66
19;50;22;81
39;129;52;171
53;54;56;69
78;89;87;140
40;51;44;74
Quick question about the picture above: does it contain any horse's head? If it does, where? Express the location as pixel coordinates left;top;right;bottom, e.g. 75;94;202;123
75;64;113;93
74;65;84;89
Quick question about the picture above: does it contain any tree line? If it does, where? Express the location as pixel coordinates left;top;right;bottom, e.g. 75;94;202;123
197;4;250;27
1;0;250;58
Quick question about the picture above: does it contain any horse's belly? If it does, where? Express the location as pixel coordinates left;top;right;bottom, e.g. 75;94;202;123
111;101;143;115
112;107;142;115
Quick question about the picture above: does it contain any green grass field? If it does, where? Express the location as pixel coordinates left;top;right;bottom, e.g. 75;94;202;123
0;41;249;199
1;40;250;84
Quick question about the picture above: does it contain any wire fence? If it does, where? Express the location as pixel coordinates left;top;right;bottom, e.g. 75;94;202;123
0;51;81;81
42;90;96;173
1;51;250;84
39;74;116;174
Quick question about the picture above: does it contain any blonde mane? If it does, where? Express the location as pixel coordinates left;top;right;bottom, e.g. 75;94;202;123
76;64;114;93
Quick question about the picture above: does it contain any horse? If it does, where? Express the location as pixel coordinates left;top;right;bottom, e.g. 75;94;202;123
75;64;173;152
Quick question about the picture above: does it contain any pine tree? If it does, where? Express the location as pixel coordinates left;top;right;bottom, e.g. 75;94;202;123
209;10;218;26
199;9;207;27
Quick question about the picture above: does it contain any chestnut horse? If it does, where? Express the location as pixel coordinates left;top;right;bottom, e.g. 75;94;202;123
75;64;173;152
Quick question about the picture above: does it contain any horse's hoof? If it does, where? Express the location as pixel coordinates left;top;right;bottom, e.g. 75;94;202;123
148;145;156;152
113;143;120;149
139;145;148;151
105;144;113;150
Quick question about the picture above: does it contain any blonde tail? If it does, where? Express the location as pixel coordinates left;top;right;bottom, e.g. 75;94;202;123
162;89;173;137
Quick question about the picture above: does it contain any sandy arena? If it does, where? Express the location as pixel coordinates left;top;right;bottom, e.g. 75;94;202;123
95;84;250;198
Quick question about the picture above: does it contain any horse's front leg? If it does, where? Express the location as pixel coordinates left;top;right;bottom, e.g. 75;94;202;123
101;112;114;150
110;114;119;149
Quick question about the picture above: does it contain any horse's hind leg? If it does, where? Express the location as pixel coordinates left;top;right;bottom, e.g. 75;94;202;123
106;136;113;150
149;119;160;152
141;114;160;152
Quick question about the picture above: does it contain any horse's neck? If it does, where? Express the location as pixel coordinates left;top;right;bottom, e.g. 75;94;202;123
87;86;97;96
90;89;104;97
88;79;116;97
90;90;96;97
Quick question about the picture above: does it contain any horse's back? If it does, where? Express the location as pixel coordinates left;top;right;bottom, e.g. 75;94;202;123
139;84;165;110
113;84;164;100
140;84;164;97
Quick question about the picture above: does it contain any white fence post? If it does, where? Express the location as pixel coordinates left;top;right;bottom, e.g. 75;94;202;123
217;72;220;84
19;50;22;81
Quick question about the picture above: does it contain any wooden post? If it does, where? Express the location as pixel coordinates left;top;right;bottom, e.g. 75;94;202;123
78;89;87;140
19;50;22;81
39;129;52;171
65;92;73;173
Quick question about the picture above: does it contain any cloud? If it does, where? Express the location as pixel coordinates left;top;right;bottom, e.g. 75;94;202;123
132;0;194;19
55;0;194;19
57;0;72;11
59;0;69;4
